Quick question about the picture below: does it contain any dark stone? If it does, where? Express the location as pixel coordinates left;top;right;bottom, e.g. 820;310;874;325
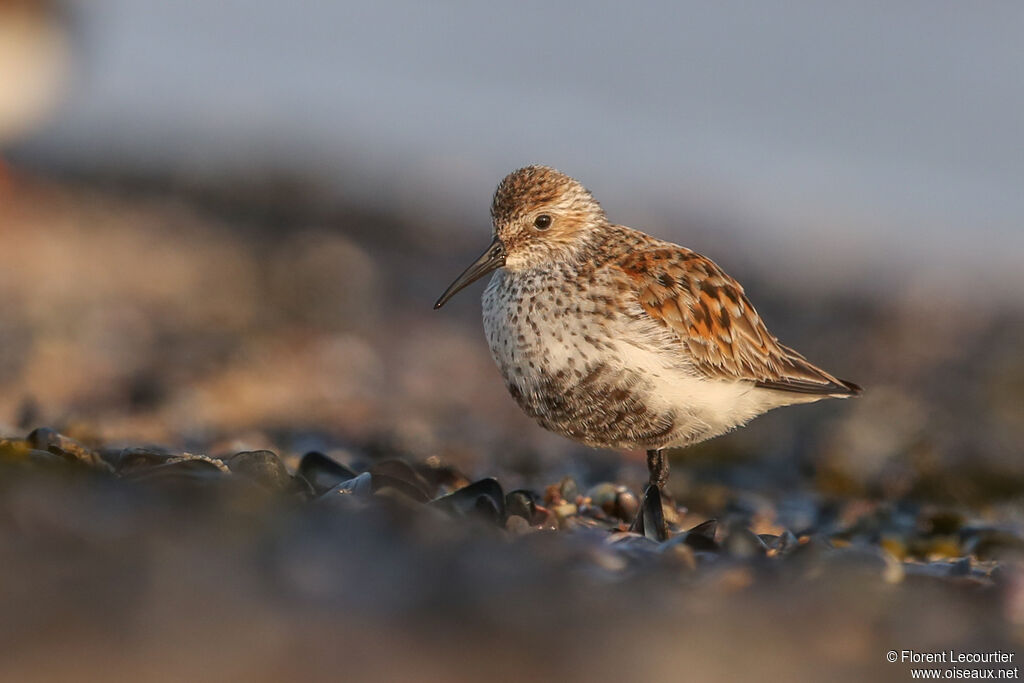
370;474;431;503
614;489;639;523
506;489;540;524
368;459;433;501
116;446;179;474
297;451;358;495
226;450;292;490
431;478;505;526
680;519;719;552
413;460;471;495
318;472;374;501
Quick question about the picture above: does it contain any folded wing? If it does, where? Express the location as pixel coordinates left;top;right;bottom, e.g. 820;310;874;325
615;247;860;397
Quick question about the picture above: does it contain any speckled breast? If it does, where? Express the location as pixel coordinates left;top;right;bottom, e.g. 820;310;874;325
481;267;679;450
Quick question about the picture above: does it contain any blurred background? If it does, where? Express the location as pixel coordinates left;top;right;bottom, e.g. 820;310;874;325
1;2;1022;681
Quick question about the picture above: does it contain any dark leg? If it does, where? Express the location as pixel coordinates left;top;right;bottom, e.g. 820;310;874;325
629;449;669;540
647;448;669;490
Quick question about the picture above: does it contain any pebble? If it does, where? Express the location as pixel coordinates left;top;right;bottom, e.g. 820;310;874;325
0;427;1019;592
297;451;358;495
26;427;112;471
116;446;179;474
431;478;505;525
226;450;294;491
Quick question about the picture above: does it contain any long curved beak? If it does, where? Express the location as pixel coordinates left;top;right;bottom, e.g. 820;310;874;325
434;238;505;309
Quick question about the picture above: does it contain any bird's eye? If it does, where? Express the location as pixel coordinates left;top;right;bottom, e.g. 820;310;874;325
533;214;552;230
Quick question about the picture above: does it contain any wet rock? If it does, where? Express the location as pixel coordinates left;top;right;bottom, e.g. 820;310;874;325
431;478;505;525
319;472;374;500
115;446;180;474
297;451;358;495
368;459;433;502
613;490;639;523
414;457;471;495
290;474;315;498
26;427;111;471
123;457;226;483
674;519;719;552
370;475;431;503
98;447;128;470
226;450;293;491
506;489;540;524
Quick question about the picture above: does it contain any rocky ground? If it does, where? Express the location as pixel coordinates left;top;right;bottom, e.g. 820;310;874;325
1;170;1022;682
1;425;1021;683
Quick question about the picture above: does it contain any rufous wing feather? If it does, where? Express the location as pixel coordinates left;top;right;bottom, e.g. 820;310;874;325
616;248;860;396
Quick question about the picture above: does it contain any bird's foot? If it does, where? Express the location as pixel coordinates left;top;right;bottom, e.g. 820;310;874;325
628;483;668;541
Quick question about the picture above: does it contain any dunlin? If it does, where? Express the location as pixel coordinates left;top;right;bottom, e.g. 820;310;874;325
435;165;860;538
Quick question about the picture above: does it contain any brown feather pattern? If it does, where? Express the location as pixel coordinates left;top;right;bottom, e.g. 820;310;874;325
616;247;861;396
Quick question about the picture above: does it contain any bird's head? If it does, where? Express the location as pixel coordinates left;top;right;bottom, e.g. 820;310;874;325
435;165;606;309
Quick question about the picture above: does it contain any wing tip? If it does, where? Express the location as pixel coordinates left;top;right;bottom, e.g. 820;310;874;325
837;378;863;396
754;376;863;397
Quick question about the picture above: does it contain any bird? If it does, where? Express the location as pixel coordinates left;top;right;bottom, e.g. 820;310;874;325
434;165;861;539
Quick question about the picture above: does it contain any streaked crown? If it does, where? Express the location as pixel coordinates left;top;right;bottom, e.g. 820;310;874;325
490;165;608;270
491;165;606;226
